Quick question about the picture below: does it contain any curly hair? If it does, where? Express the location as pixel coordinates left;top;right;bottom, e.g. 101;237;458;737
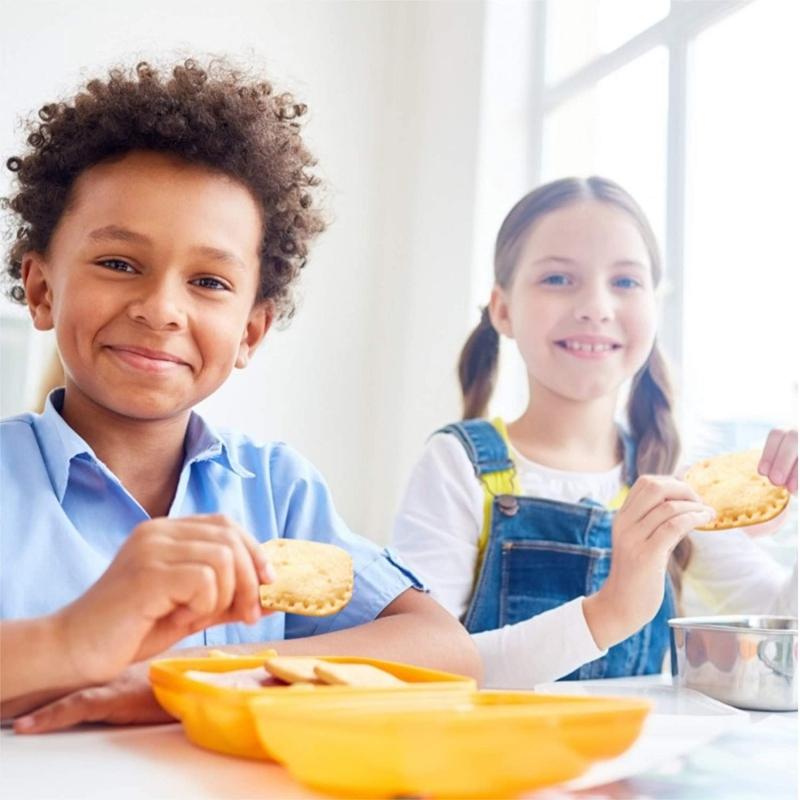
3;58;325;320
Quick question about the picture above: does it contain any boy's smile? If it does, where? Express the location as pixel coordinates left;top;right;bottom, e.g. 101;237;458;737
22;150;272;429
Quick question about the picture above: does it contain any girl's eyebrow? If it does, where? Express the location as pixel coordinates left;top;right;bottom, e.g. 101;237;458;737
87;224;246;270
532;255;647;271
533;256;576;266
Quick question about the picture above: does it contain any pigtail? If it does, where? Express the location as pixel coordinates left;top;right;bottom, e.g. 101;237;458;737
458;307;500;420
626;343;692;592
627;342;679;478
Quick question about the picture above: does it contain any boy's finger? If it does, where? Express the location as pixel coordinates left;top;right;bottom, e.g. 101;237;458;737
161;545;232;616
13;685;116;734
758;429;786;476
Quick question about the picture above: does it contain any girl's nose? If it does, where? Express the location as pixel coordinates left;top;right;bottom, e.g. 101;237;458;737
127;279;186;330
574;287;614;324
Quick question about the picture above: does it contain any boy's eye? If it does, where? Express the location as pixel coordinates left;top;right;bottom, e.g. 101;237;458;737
612;276;642;289
98;258;135;273
192;276;230;291
540;274;572;286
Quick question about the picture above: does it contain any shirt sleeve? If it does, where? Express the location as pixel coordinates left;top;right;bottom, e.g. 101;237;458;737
684;526;797;616
391;433;607;687
267;444;425;639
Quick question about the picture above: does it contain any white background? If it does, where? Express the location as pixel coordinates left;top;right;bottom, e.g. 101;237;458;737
1;0;797;551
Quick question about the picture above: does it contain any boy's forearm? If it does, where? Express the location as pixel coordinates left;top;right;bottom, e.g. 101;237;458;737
0;615;84;715
168;591;482;683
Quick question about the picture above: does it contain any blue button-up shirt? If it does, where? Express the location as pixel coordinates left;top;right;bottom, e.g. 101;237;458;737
0;390;422;648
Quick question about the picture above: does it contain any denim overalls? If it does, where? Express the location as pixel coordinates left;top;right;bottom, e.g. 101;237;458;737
440;419;674;680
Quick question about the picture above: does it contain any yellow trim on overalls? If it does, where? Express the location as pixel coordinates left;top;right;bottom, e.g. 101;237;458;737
477;418;630;560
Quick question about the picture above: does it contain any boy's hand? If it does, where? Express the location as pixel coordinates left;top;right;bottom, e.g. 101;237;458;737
61;514;272;689
759;428;798;494
583;476;716;651
13;662;168;733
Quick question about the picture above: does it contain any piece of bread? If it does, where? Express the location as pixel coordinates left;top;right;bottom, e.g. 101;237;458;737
684;450;790;531
313;662;406;688
259;539;353;616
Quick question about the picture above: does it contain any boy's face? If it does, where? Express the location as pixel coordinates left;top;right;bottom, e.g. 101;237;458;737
22;150;271;423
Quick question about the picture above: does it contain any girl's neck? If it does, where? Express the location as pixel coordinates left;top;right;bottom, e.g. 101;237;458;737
506;382;621;472
60;386;189;518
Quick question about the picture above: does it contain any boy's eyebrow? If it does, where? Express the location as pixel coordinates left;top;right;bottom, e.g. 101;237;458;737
88;225;150;245
87;225;247;269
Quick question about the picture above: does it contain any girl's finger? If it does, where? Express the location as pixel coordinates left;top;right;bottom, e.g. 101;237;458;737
785;462;798;495
651;510;716;554
758;429;786;476
765;430;798;488
637;500;716;541
621;476;703;524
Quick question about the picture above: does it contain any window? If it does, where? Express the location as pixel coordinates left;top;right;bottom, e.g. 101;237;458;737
477;0;797;567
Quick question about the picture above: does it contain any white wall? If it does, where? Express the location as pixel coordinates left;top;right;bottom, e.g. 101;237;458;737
1;0;487;542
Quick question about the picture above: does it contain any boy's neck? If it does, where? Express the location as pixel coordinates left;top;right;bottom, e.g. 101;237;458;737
60;389;188;518
507;383;621;472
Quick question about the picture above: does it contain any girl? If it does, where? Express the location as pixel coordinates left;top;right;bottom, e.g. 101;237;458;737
392;177;797;688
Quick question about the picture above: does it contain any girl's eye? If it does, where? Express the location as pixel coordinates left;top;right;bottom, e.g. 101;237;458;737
612;276;642;289
192;276;229;291
98;259;135;273
540;274;572;286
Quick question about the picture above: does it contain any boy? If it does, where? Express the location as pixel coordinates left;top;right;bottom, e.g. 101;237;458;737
0;59;480;732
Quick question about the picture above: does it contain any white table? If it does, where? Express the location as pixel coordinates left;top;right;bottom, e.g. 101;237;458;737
1;675;796;799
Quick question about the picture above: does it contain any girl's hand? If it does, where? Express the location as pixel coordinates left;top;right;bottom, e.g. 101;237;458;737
759;428;798;494
53;514;273;690
583;476;716;651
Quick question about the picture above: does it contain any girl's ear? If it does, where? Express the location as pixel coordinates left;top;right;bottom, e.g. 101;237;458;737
21;253;55;331
235;300;274;369
489;284;514;339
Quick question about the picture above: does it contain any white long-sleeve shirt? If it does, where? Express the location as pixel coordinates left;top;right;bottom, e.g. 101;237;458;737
391;432;797;689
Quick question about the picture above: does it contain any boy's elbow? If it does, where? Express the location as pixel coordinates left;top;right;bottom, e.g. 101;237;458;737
443;612;483;684
413;592;483;683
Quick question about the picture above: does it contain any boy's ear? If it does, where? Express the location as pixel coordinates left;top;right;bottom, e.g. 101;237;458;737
21;253;55;331
489;284;514;339
235;300;275;369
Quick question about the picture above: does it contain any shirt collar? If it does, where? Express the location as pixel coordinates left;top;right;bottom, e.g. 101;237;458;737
35;389;254;504
184;412;255;479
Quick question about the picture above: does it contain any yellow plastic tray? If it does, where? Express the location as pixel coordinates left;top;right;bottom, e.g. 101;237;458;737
149;654;476;760
250;691;651;798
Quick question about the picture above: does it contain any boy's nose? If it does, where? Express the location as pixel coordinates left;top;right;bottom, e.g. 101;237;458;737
127;280;186;330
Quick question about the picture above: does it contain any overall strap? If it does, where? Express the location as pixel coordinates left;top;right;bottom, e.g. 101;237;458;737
607;428;638;510
437;418;520;558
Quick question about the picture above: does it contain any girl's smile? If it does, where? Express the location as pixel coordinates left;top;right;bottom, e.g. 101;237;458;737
554;335;624;359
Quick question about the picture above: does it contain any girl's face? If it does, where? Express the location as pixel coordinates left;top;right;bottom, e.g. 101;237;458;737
490;200;657;403
22;150;271;424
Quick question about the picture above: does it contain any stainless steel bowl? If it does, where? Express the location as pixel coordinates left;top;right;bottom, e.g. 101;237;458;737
669;615;797;711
